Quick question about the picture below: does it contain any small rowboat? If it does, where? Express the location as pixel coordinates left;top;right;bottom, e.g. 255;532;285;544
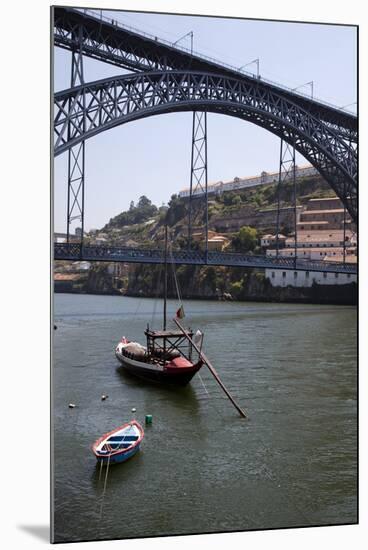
92;420;144;465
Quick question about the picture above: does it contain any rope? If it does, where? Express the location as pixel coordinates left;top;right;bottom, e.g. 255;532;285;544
198;372;209;396
98;453;111;523
196;370;227;418
168;236;183;306
151;262;163;326
133;298;141;318
98;458;103;482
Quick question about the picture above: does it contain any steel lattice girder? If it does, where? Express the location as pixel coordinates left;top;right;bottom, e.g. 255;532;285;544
54;71;357;221
66;46;85;242
53;243;357;274
188;111;208;248
53;7;357;144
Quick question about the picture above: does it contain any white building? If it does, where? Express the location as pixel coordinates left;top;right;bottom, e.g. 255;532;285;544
284;230;354;249
260;233;287;248
263;196;357;288
265;269;356;288
266;246;356;261
178;164;317;198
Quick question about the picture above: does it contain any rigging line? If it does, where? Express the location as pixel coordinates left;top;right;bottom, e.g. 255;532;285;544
168;237;182;305
133;297;141;317
151;261;164;326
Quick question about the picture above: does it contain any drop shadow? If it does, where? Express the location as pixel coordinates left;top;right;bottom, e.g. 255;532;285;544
17;524;50;543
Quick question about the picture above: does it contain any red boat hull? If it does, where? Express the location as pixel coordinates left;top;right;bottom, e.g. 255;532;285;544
116;352;203;386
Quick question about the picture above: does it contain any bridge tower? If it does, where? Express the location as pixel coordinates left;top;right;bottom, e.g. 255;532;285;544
275;139;297;265
187;111;208;257
66;27;85;244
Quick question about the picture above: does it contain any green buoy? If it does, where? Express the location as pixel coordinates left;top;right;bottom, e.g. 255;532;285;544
145;414;153;425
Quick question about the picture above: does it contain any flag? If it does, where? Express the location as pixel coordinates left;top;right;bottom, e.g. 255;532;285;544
176;305;185;319
194;330;203;346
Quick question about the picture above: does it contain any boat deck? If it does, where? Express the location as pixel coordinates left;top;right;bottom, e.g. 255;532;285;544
145;329;193;338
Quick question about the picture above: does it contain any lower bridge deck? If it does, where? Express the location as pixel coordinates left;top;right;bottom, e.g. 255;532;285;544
54;244;357;274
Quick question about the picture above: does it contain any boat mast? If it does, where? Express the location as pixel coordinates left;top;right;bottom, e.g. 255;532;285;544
163;223;168;331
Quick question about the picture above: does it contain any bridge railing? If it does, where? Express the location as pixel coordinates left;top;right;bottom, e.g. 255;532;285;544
71;8;356;115
54;243;357;274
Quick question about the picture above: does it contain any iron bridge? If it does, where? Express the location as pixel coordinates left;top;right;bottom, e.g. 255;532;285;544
53;8;358;278
53;7;357;222
54;243;357;274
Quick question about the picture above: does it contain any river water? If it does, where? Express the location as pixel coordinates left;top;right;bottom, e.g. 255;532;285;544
52;293;357;543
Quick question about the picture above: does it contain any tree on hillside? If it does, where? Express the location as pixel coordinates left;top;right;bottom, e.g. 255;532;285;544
106;195;158;228
232;225;258;252
165;194;187;226
137;195;152;208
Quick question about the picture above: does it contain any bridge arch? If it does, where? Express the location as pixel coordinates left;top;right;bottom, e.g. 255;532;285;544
54;70;357;221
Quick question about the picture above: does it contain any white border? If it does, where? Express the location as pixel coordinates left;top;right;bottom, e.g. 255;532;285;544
2;0;365;549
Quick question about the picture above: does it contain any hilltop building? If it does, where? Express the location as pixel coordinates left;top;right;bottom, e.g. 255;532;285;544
178;164;317;198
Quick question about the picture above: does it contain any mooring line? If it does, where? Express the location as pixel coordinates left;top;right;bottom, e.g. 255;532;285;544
98;458;103;482
98;454;111;527
198;372;210;396
197;371;231;419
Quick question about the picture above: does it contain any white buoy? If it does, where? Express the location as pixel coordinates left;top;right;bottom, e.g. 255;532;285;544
131;407;136;413
68;403;76;408
101;394;108;401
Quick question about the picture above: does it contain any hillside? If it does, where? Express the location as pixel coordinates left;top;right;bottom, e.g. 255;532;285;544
85;172;334;249
54;173;356;305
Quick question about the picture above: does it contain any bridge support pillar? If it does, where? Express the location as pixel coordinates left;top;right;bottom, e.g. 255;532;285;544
343;207;346;264
275;139;297;267
67;31;86;247
188;111;208;259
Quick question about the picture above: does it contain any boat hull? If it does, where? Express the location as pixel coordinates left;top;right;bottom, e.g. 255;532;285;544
95;444;140;465
92;420;144;466
116;352;202;386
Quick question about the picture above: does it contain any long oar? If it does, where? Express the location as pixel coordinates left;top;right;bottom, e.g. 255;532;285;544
174;318;247;418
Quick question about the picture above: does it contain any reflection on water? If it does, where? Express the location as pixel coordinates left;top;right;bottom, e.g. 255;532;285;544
53;293;357;542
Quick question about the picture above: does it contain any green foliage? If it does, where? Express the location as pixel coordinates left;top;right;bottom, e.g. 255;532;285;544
165;194;187;226
232;226;258;252
106;195;158;228
221;192;243;207
199;266;217;291
229;280;243;299
254;271;265;282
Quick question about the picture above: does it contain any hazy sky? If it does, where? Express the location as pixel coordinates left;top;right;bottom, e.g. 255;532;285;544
53;9;357;232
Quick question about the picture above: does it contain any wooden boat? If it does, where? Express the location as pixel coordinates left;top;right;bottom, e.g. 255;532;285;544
92;420;144;465
115;226;204;386
115;331;203;386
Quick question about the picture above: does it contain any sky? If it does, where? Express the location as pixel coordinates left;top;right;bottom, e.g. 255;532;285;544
53;9;357;233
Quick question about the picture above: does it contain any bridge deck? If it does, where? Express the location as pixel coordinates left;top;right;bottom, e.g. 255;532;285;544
53;7;357;129
54;244;357;274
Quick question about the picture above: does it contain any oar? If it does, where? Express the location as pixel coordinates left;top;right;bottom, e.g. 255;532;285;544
174;318;247;418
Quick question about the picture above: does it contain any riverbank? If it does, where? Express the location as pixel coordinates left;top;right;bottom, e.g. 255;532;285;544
54;279;357;305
